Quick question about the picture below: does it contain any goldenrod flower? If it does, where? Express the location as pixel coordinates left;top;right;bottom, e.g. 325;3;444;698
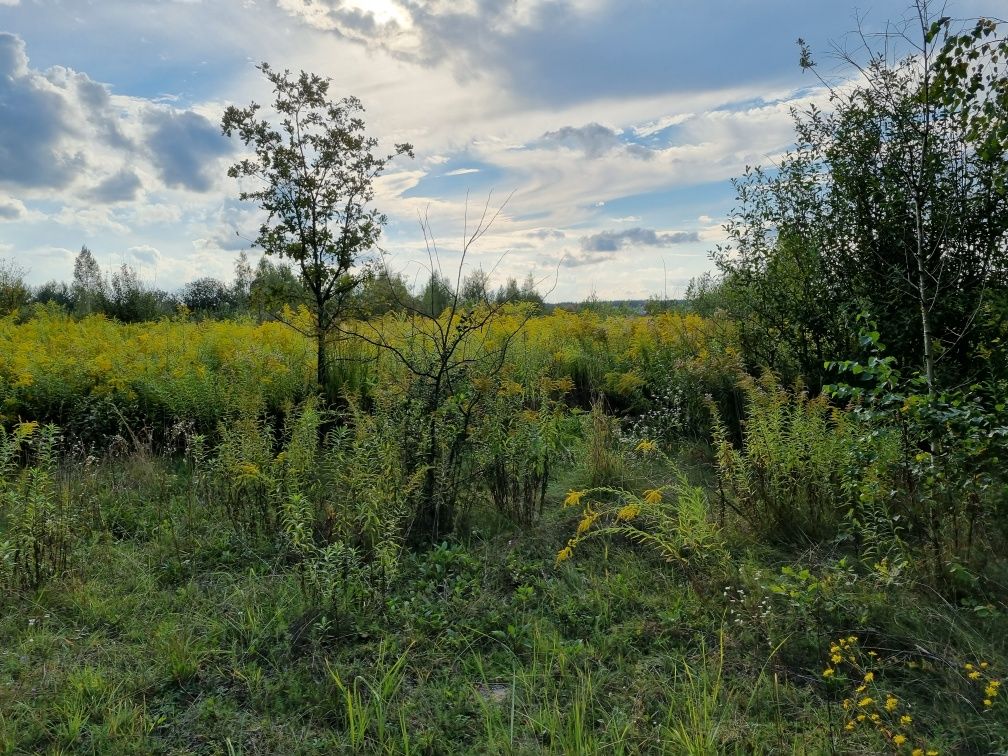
642;488;662;505
635;439;657;453
617;503;640;522
563;490;586;507
576;511;598;535
556;545;573;564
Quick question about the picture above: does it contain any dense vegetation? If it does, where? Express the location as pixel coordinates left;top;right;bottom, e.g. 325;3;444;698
2;5;1008;754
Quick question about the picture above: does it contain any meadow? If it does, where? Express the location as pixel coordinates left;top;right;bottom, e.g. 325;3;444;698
0;302;1006;754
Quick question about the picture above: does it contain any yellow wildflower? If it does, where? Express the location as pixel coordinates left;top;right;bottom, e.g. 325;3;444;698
616;503;641;522
913;749;924;756
576;511;597;535
844;722;855;731
984;699;993;707
968;671;981;680
635;439;657;454
965;663;975;671
556;545;573;564
980;662;989;669
642;489;662;505
863;672;874;683
856;714;866;722
563;490;586;507
885;696;898;711
893;734;907;747
831;653;843;664
858;697;874;707
822;668;835;678
900;714;912;726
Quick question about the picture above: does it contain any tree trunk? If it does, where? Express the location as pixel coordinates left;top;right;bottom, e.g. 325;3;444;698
316;329;328;399
913;200;936;397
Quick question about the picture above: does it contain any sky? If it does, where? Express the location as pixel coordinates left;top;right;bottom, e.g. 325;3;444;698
0;0;993;301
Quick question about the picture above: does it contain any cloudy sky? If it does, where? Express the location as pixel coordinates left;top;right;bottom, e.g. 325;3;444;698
0;0;990;300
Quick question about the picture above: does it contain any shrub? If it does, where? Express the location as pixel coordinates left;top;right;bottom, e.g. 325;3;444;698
712;373;852;543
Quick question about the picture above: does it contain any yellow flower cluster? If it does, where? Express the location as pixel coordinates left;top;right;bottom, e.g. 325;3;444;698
964;662;1001;709
616;503;640;522
826;635;938;754
563;490;586;507
642;488;663;505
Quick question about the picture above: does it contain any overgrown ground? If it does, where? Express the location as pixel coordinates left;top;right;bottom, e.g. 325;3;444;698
1;435;1005;754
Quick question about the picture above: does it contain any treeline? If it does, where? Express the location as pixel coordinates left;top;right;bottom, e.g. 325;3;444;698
0;247;548;323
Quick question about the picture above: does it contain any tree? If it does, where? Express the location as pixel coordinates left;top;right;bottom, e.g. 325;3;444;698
107;264;175;322
231;251;253;313
182;276;232;317
71;246;107;317
418;272;454;316
0;259;30;316
355;268;413;316
249;256;305;323
716;4;1008;391
221;63;413;397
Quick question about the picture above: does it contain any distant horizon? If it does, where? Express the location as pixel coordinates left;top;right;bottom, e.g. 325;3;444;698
0;0;993;300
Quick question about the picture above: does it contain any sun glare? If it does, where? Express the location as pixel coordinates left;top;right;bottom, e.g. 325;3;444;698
343;0;410;26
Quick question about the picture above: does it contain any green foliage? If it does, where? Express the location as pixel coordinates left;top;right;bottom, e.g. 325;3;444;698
582;399;627;487
712;373;851;542
825;323;1008;589
479;375;578;528
0;422;81;593
558;449;726;586
221;63;413;394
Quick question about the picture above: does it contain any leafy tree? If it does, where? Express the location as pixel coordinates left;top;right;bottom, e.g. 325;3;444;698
716;5;1008;390
182;276;232;317
355;268;413;316
418;272;453;316
107;264;175;323
249;256;305;322
71;246;107;317
33;280;72;310
460;268;491;305
0;259;30;316
221;63;413;397
231;251;253;313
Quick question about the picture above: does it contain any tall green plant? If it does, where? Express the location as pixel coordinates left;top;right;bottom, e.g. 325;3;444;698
712;373;851;542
